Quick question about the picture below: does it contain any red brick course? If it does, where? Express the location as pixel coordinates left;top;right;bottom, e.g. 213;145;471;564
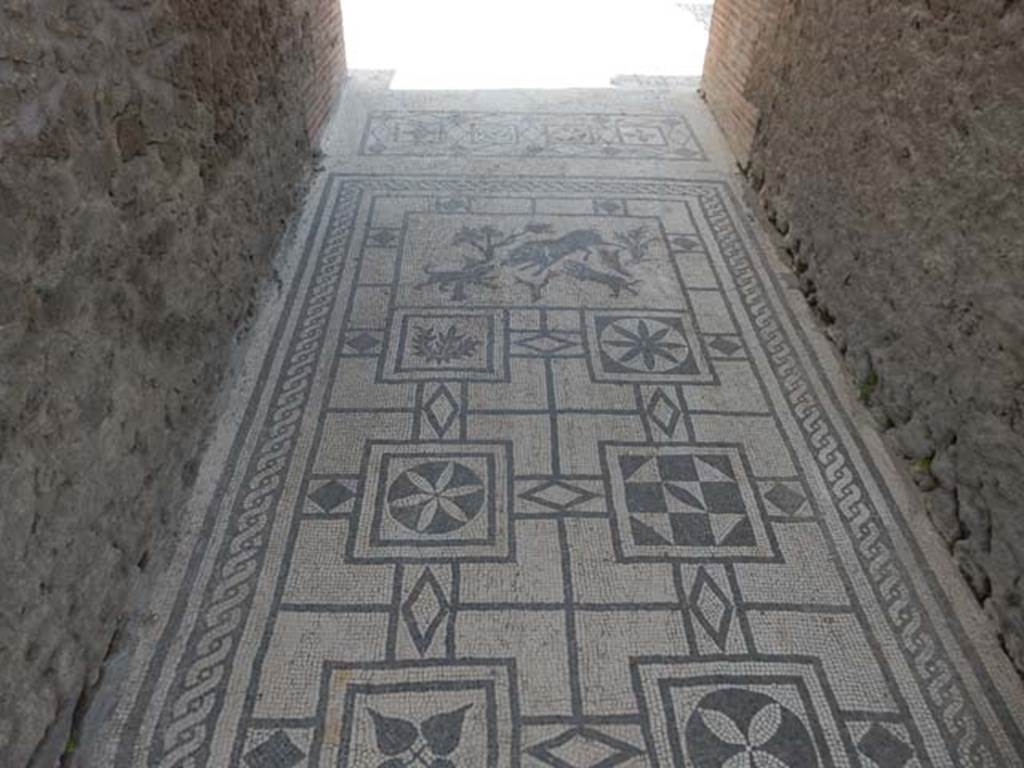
701;0;778;164
300;0;346;141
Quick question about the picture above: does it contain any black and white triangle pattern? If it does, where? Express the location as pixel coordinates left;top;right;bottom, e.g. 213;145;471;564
619;452;756;547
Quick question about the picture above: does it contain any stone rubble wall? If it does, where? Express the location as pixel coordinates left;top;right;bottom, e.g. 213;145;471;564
0;0;343;764
707;0;1024;671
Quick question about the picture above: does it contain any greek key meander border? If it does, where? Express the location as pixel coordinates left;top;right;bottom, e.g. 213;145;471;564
696;191;997;767
129;176;1018;767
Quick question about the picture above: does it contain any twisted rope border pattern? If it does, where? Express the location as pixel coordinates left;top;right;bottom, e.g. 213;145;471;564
151;183;359;767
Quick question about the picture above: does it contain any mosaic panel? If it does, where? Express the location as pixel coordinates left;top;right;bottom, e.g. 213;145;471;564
361;111;707;160
106;175;1024;768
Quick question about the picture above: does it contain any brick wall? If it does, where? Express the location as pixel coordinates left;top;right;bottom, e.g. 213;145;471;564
700;0;778;165
301;0;346;142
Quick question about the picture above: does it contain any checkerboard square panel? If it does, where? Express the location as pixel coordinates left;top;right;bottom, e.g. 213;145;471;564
603;442;778;562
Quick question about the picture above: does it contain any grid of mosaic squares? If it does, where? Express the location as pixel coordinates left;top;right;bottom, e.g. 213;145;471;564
111;175;1024;768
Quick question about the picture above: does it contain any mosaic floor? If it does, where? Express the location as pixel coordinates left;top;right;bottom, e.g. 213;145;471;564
90;81;1024;767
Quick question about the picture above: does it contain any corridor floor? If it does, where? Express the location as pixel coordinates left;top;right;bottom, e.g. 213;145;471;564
90;78;1024;767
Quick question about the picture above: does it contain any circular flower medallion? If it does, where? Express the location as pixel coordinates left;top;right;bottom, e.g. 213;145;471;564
387;461;485;534
684;688;818;768
599;318;690;373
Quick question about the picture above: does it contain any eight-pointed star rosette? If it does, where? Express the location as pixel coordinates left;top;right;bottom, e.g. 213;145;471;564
585;310;712;384
600;317;691;373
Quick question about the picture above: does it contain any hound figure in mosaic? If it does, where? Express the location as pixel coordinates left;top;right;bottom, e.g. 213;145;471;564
562;260;640;297
514;272;557;302
596;246;634;277
454;223;553;262
420;224;647;302
418;223;556;300
415;258;499;301
504;228;607;276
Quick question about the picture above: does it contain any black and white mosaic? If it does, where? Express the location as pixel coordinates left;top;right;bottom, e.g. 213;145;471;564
103;172;1024;767
585;310;712;384
604;443;776;561
351;441;512;562
633;658;852;766
361;112;707;160
381;308;509;382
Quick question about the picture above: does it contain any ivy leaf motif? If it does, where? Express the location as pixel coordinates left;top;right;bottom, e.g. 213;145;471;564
698;707;746;746
747;702;782;748
367;709;418;756
420;704;472;756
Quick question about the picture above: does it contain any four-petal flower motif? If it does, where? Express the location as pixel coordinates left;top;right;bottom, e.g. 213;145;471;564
699;703;789;768
685;688;819;768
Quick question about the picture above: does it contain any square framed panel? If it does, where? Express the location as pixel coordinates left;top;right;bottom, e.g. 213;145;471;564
380;307;509;382
584;309;715;384
631;657;853;768
322;660;519;768
349;441;513;562
396;212;686;310
602;442;779;562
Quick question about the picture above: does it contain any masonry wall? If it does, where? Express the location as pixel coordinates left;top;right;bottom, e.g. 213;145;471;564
705;0;1024;671
302;0;347;140
0;1;344;764
700;0;777;165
